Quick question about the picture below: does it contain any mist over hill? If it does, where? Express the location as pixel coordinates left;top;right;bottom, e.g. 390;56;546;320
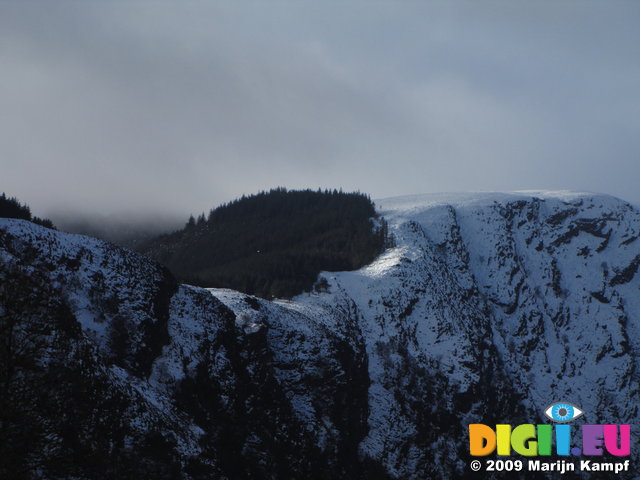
51;211;183;248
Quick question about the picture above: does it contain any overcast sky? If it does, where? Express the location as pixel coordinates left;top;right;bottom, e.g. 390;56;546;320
1;1;639;221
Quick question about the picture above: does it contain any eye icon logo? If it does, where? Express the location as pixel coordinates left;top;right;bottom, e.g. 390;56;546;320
544;402;583;423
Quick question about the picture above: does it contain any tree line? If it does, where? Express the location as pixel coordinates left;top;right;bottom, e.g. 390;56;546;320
0;193;55;229
140;188;392;299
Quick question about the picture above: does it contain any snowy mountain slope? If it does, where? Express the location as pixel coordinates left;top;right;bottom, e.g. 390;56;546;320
206;191;640;478
299;191;640;476
377;191;640;420
2;190;640;479
0;218;380;478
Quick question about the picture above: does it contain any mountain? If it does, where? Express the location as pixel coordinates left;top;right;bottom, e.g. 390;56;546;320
1;191;639;479
138;188;389;299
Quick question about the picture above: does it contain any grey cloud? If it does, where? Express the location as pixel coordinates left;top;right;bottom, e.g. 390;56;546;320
1;1;639;221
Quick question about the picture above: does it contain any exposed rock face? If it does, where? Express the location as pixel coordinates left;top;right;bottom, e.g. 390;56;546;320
2;191;639;479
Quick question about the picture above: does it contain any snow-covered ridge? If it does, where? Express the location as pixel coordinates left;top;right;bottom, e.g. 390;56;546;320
378;190;605;211
283;190;640;476
377;190;624;227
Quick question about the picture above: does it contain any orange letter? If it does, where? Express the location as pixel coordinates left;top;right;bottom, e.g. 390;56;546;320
469;424;496;456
